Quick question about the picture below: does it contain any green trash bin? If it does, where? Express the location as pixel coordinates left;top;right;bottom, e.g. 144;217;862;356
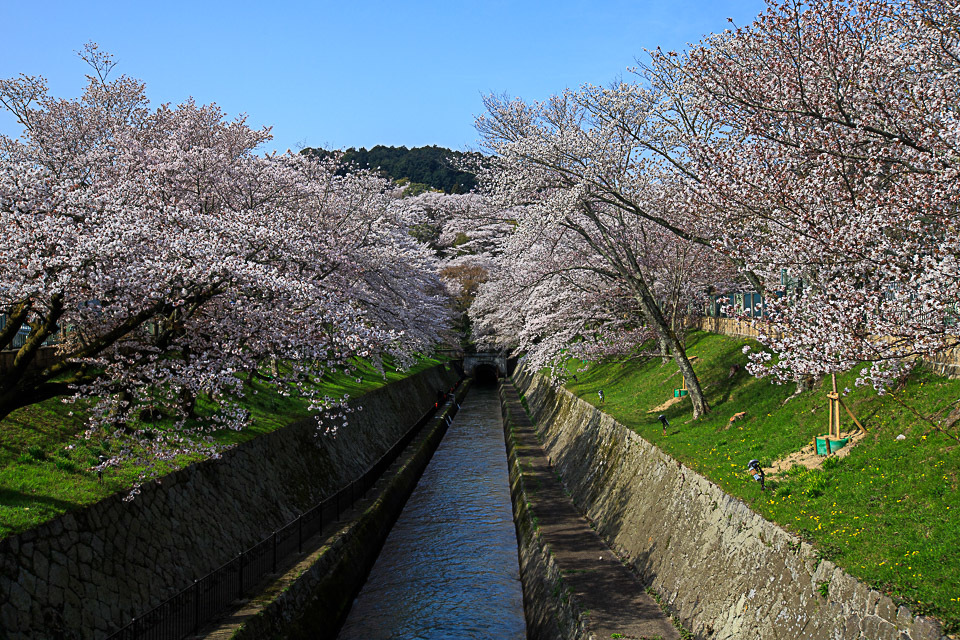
830;437;850;453
815;435;850;455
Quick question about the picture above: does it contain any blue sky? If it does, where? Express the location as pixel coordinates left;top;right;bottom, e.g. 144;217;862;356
1;0;768;154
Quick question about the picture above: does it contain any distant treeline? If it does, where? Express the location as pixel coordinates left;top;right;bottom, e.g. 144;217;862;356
301;145;481;194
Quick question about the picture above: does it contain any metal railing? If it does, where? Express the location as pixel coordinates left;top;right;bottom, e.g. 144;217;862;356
702;291;959;329
0;313;62;350
107;378;465;640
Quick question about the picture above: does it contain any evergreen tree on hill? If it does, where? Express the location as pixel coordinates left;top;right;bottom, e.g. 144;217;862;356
301;145;482;194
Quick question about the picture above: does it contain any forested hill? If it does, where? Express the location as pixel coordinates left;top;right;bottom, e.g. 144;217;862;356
301;145;481;194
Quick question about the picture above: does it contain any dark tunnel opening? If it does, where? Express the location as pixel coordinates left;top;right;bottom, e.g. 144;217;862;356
472;364;500;387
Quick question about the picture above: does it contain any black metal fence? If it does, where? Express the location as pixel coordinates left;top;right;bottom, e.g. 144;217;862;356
106;377;465;640
703;290;959;328
0;313;63;350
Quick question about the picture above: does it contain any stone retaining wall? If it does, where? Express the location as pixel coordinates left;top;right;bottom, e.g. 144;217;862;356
0;346;59;374
500;383;586;640
515;367;948;640
231;380;472;640
0;364;458;640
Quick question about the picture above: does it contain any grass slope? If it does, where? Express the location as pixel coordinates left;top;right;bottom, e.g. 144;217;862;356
0;356;447;539
563;331;960;631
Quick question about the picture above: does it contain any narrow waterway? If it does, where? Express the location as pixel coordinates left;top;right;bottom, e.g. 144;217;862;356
336;385;526;640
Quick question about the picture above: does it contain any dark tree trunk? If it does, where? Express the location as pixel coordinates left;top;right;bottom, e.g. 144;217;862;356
630;275;710;419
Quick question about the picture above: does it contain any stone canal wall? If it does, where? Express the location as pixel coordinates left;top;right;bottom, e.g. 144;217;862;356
500;383;587;640
514;367;948;640
0;364;459;639
231;380;472;640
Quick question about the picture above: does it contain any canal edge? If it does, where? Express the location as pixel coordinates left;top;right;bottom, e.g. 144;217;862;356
204;379;473;640
500;379;681;640
501;380;582;640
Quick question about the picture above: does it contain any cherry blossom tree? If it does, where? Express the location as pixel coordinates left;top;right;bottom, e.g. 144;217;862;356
468;188;736;386
474;86;744;417
661;0;960;389
0;44;451;474
394;191;514;346
476;0;960;401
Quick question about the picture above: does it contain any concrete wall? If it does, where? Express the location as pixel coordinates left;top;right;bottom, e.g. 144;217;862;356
499;383;587;640
0;364;459;640
515;367;948;640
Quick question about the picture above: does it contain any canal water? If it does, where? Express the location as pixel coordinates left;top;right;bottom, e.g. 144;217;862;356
336;385;526;640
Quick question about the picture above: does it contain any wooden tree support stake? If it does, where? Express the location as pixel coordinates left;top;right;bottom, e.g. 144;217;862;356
839;398;866;434
827;373;866;439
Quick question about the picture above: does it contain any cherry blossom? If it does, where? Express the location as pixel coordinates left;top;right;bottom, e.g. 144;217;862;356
0;44;452;476
473;0;960;402
473;85;744;417
662;0;960;389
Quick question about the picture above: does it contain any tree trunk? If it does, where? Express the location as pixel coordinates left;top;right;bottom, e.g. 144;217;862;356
629;275;710;418
656;332;671;364
0;294;64;397
0;382;68;423
0;300;31;351
180;388;198;419
672;332;709;418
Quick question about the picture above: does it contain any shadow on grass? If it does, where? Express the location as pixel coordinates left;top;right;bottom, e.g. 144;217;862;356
0;486;80;511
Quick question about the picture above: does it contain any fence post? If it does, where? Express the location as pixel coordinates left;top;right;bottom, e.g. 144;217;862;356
194;579;201;632
298;513;303;553
238;553;244;599
272;531;277;573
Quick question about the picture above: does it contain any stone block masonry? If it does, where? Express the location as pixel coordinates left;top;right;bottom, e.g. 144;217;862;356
226;379;472;640
0;364;458;640
0;346;59;374
500;380;679;640
514;367;948;640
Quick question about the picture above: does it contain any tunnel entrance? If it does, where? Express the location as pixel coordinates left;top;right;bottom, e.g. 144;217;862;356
472;363;500;387
463;352;507;384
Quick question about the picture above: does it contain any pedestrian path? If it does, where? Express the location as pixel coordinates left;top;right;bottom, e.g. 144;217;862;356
501;381;680;640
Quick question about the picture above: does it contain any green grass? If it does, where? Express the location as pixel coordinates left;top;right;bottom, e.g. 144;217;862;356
563;331;960;631
0;355;448;539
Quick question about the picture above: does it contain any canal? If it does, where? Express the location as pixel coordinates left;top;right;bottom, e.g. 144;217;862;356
336;385;526;640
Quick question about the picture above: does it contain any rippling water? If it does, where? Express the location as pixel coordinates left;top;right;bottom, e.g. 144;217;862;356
336;385;526;640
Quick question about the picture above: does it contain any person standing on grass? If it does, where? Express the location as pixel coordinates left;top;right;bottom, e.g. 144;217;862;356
658;414;670;435
598;389;605;404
